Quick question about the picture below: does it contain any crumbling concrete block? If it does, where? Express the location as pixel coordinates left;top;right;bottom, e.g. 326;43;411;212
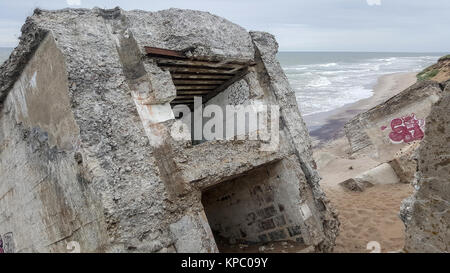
169;213;218;253
339;178;374;192
355;163;400;185
400;89;450;253
344;81;443;161
388;141;420;184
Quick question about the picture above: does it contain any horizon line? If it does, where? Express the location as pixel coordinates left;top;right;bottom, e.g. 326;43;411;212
0;46;448;54
278;50;449;54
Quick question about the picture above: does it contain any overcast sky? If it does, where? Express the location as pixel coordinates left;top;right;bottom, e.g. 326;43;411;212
0;0;449;52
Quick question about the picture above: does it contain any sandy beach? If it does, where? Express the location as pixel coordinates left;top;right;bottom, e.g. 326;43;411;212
312;72;418;252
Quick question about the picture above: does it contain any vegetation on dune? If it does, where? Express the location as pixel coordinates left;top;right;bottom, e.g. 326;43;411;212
417;68;439;81
416;54;450;82
438;54;450;62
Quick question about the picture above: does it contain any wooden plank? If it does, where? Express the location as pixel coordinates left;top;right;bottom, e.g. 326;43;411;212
163;66;236;74
177;90;210;95
160;64;232;72
176;85;218;90
171;74;233;80
204;68;249;103
173;80;226;85
178;56;256;66
155;58;243;69
173;95;202;99
171;99;195;104
144;46;185;58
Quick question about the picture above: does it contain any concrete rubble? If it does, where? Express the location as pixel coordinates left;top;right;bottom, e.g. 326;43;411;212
388;142;421;184
338;178;373;192
355;163;400;186
344;80;443;161
0;7;339;253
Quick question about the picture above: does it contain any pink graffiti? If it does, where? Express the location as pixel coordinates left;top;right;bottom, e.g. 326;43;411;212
387;113;425;143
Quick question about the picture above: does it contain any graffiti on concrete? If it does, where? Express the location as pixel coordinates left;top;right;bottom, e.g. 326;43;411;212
0;233;14;253
0;235;3;253
382;113;425;144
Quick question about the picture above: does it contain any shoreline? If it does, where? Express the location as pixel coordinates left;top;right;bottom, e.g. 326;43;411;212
304;72;418;143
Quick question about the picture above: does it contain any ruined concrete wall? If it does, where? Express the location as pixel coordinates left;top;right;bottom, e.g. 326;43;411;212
344;81;443;160
0;33;108;252
202;155;327;246
0;8;201;253
388;141;421;184
250;32;339;252
202;78;254;139
400;86;450;253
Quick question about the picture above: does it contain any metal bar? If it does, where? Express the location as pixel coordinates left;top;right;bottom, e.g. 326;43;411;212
144;46;186;58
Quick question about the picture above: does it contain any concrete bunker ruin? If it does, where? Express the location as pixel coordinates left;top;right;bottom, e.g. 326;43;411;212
145;46;256;144
0;7;339;253
201;161;310;250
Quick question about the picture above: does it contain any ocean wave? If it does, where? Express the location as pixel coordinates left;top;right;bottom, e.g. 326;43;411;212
319;62;338;68
298;85;372;115
280;53;441;116
283;66;308;71
306;76;331;88
372;57;398;62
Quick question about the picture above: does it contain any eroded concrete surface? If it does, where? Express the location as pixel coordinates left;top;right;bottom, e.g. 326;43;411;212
344;81;443;161
400;83;450;253
0;7;338;253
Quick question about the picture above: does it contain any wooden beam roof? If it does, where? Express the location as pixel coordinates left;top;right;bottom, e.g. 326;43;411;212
145;46;253;107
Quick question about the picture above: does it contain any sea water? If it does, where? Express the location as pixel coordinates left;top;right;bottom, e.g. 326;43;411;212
277;52;443;116
0;48;443;118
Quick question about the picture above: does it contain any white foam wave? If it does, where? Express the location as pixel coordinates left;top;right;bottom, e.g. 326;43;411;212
319;62;338;68
306;76;331;88
281;54;441;115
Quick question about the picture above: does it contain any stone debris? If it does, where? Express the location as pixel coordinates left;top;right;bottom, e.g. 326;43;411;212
339;178;373;192
296;245;316;253
355;163;400;186
388;141;421;184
